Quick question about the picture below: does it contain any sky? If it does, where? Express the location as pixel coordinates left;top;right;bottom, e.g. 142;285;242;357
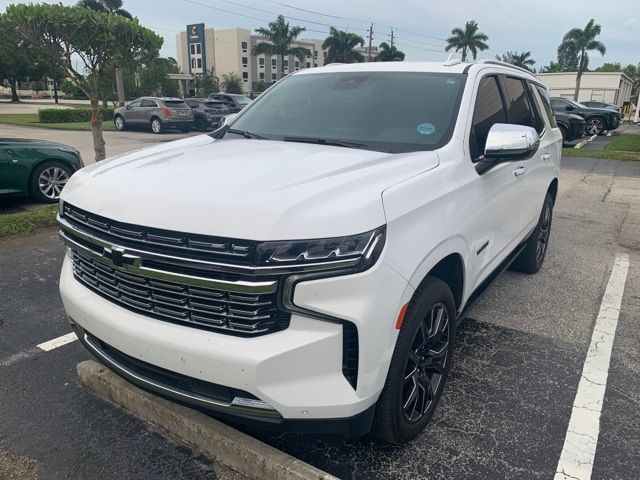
1;0;638;70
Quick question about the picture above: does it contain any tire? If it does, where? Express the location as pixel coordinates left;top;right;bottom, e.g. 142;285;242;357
194;117;207;132
511;193;554;274
586;116;605;136
30;161;73;203
113;114;126;131
372;277;456;445
150;117;163;134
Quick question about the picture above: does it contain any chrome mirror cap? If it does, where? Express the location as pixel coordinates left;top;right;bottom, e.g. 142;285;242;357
484;123;540;160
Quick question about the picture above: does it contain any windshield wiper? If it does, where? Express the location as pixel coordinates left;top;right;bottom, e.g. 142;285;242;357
227;128;268;139
209;125;267;140
282;136;369;150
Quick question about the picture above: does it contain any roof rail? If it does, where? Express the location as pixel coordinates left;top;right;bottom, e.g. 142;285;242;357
475;59;533;75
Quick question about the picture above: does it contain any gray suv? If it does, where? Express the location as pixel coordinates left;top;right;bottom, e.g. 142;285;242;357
185;98;231;131
114;97;194;134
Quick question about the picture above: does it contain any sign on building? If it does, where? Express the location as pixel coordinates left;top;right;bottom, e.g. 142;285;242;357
187;23;206;76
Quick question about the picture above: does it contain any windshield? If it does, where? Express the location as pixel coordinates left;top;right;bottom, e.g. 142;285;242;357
228;72;466;153
232;95;251;105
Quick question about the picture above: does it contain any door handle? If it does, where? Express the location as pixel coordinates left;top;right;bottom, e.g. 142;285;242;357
514;166;527;177
541;153;551;162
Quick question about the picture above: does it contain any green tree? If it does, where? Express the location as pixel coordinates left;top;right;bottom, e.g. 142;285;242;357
139;57;180;97
374;42;405;62
221;73;243;94
195;68;219;97
0;13;50;102
623;63;640;98
496;51;535;72
559;19;606;100
252;15;309;80
322;27;365;63
5;3;162;161
76;0;133;107
253;81;269;93
557;41;580;71
595;62;622;72
445;20;489;62
540;61;561;73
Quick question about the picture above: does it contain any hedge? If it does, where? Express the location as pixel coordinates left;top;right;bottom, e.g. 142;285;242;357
38;107;115;123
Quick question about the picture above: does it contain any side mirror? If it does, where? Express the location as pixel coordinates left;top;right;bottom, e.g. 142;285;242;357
125;104;131;110
477;123;539;175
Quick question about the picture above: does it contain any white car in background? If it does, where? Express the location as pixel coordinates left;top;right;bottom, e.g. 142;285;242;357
58;60;561;444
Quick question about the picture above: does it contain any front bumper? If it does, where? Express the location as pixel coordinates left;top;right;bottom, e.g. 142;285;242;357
60;251;412;425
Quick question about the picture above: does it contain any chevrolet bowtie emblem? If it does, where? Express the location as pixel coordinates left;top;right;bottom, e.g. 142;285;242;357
102;246;136;268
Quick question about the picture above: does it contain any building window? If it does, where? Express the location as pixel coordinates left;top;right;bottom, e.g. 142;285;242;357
306;62;311;68
314;51;318;58
272;73;277;80
259;57;265;67
314;63;318;67
323;51;327;58
242;71;248;79
242;56;248;66
271;58;277;67
241;41;247;50
294;61;299;68
191;58;196;68
197;58;202;69
283;60;288;68
259;72;265;80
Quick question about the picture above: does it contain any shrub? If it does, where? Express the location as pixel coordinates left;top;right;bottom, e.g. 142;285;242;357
38;107;114;123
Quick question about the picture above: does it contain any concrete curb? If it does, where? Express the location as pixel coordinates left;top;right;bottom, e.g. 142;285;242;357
77;360;338;480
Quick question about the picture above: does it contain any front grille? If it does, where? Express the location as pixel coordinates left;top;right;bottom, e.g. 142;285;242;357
70;249;289;335
62;203;259;265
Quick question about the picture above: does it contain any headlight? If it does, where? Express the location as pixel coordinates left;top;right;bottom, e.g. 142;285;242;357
257;226;386;273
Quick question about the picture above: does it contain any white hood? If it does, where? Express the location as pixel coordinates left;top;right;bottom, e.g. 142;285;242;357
62;135;439;240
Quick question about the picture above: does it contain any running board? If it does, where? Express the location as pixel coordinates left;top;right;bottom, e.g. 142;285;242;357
456;241;527;324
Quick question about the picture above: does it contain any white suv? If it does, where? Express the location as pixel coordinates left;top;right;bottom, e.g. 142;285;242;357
58;61;561;444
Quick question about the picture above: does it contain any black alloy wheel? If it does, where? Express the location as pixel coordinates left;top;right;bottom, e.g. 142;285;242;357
402;302;451;423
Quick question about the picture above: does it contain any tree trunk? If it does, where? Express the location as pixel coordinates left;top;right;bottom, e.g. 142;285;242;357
9;78;19;102
90;97;106;161
281;53;285;80
461;47;467;62
53;79;59;104
574;49;586;101
115;67;125;107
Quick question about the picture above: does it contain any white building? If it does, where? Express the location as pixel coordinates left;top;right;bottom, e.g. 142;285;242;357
535;72;634;106
176;25;328;94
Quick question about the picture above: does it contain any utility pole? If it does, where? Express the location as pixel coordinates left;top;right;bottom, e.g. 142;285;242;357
390;28;394;48
367;23;373;62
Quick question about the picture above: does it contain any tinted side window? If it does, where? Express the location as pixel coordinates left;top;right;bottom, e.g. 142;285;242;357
533;84;557;128
550;98;567;111
141;99;157;107
502;77;535;129
525;83;545;134
470;76;507;161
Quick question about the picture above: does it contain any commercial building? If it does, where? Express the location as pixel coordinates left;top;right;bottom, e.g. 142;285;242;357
535;72;634;106
176;24;328;93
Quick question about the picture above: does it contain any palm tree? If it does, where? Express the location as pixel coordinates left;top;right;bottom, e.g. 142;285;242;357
252;15;309;80
540;61;561;73
496;51;535;72
322;27;365;64
559;19;606;100
374;42;405;62
445;20;489;62
76;0;132;106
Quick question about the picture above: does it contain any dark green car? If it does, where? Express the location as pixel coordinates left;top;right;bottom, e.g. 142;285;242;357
0;138;83;203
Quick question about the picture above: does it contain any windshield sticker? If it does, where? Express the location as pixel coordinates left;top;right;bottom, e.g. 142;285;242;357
417;123;436;135
446;78;458;85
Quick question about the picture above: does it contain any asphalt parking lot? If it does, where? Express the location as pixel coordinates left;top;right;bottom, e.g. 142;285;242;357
0;156;638;479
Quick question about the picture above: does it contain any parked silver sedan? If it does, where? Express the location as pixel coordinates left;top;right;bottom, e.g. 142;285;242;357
114;97;194;134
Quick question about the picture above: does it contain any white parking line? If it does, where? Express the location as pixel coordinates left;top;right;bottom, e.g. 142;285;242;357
37;332;78;351
554;253;630;480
